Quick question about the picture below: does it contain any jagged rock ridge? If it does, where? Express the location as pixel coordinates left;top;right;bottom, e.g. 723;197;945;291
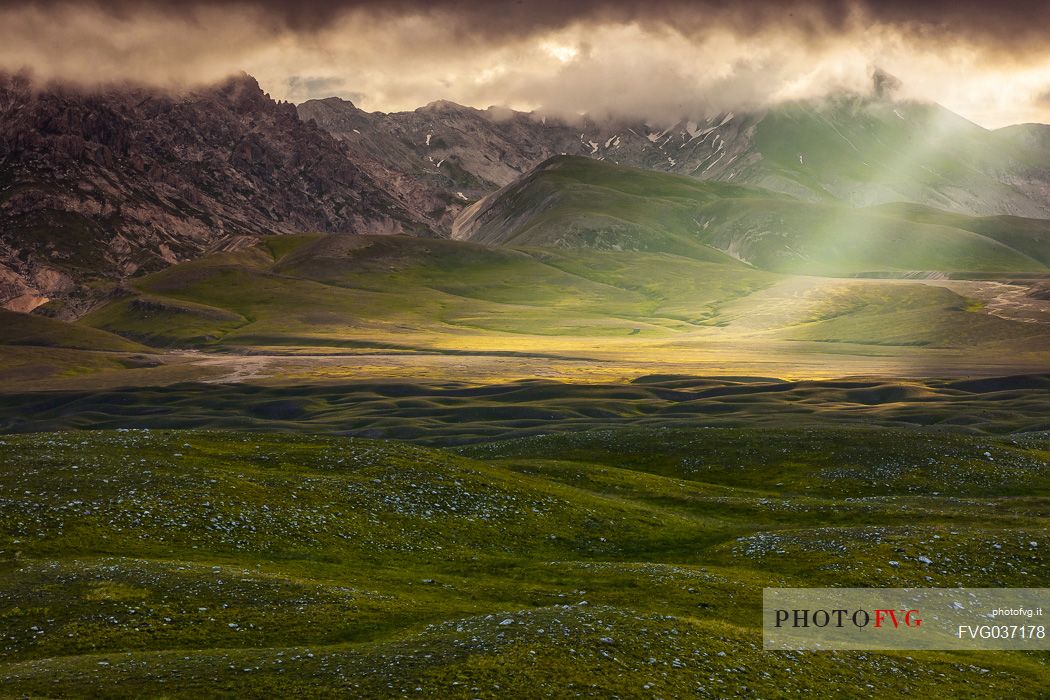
0;73;433;315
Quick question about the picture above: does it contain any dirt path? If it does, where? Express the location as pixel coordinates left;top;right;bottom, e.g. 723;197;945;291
170;351;294;384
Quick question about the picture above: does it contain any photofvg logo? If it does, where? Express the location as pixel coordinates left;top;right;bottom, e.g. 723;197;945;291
763;588;1050;650
774;607;922;630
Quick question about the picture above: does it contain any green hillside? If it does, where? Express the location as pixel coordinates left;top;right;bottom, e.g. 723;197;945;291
454;156;1050;275
0;309;162;386
872;202;1050;266
0;309;148;352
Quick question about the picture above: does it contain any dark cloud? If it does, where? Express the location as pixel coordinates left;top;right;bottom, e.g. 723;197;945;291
3;1;1049;53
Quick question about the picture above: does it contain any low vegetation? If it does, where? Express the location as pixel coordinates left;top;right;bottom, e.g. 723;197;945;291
0;428;1047;696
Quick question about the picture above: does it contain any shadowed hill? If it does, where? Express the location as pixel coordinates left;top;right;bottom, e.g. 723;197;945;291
3;374;1050;442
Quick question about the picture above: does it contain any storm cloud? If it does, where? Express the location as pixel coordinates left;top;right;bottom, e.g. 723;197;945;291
6;1;1050;48
3;0;1050;127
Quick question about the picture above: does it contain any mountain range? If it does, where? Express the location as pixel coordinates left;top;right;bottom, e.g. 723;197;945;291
300;92;1050;231
4;71;1050;315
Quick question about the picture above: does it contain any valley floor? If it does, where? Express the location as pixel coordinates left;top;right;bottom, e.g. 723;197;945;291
4;338;1050;395
5;234;1050;392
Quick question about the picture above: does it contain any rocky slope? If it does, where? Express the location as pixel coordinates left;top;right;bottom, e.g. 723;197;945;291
296;97;588;232
0;73;433;316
